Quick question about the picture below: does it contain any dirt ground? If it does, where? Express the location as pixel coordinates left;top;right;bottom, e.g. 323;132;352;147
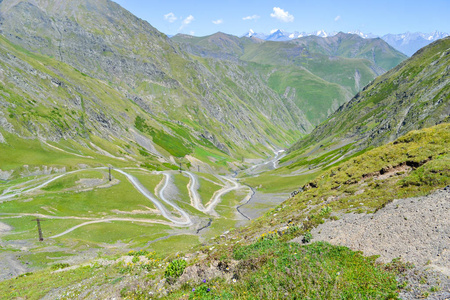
292;187;450;299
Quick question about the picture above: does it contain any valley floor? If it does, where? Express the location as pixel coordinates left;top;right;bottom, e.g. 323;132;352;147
0;152;291;283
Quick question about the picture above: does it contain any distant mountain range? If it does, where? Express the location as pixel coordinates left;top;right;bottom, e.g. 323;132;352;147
172;31;406;126
243;29;449;56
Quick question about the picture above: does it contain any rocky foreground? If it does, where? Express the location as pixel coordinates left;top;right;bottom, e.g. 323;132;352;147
293;187;450;299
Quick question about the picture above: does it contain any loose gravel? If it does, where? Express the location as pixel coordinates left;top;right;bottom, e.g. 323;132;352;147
292;187;450;299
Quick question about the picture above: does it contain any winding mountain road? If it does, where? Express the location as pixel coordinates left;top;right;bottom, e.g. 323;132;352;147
0;213;176;239
0;168;107;201
156;172;192;225
204;176;241;215
50;218;174;238
246;149;285;174
115;169;192;226
0;163;261;238
183;171;205;212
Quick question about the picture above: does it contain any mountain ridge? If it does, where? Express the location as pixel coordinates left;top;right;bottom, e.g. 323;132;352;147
173;31;407;125
242;29;449;56
0;0;312;172
285;36;450;166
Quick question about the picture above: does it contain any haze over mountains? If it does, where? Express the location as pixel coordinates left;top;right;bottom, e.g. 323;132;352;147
243;29;449;56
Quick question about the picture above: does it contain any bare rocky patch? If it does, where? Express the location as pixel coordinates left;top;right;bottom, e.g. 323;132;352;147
293;188;450;299
0;221;12;235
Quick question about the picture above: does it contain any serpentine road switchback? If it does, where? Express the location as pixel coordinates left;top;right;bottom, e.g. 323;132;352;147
0;151;284;238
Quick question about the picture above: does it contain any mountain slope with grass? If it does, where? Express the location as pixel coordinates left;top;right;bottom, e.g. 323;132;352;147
2;122;448;299
285;37;450;167
0;0;312;177
173;32;407;125
1;1;448;299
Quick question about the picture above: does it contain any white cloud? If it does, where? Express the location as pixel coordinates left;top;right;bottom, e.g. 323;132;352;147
179;15;194;30
189;31;195;36
243;15;260;21
270;7;294;22
334;15;341;21
212;19;223;25
164;12;177;23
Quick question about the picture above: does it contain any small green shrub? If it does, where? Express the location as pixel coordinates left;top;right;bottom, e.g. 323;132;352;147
127;249;149;257
165;259;187;279
16;272;33;278
302;231;313;243
51;263;70;270
430;286;441;292
319;206;332;216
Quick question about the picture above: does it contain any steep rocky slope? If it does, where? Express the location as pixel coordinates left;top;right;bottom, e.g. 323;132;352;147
286;37;450;164
0;0;311;173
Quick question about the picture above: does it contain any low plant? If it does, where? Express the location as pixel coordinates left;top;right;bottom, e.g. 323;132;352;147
51;263;70;270
302;231;313;243
127;249;150;257
319;206;332;216
164;259;187;280
118;262;134;274
224;239;401;299
384;257;414;274
189;280;215;300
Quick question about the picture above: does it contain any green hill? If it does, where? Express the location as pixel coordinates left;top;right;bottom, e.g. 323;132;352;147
0;1;448;299
2;122;448;299
285;36;450;168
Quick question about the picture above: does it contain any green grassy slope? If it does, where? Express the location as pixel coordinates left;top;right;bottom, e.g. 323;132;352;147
3;123;447;299
0;0;307;177
286;37;450;167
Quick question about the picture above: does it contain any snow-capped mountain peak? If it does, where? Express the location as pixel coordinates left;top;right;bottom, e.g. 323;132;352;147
381;31;449;56
316;30;328;37
348;30;377;39
240;29;449;56
245;29;255;37
266;29;290;41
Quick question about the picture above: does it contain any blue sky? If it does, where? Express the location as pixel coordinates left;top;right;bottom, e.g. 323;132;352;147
113;0;450;37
